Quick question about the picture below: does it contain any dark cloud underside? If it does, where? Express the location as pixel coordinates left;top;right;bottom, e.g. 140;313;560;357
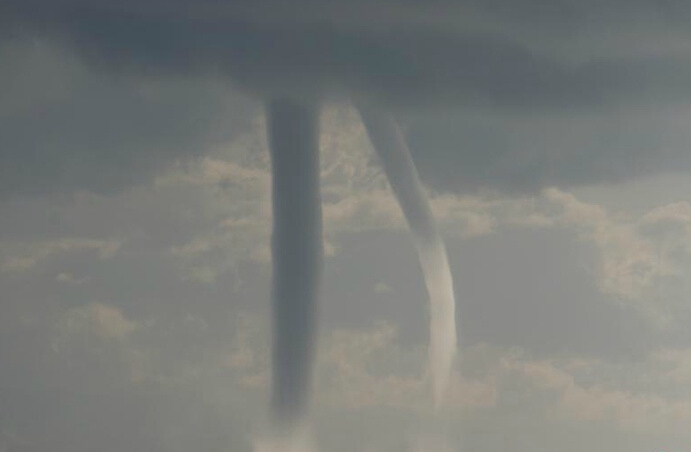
2;0;690;194
4;1;691;108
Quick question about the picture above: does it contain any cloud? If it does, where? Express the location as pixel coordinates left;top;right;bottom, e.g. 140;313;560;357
3;3;691;196
0;301;260;452
4;105;686;351
541;189;691;329
316;323;497;412
373;282;393;294
153;108;690;339
0;38;256;196
253;424;317;452
501;353;691;434
224;318;689;439
404;105;691;193
56;302;136;342
55;271;89;284
0;237;122;272
5;1;691;110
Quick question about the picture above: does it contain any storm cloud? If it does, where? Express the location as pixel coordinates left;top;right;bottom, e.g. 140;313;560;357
3;0;691;195
4;0;691;108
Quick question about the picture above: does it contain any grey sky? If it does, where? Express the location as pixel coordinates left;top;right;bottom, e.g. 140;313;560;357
1;1;691;451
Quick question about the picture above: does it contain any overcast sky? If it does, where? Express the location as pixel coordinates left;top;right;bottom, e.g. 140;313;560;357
1;1;690;451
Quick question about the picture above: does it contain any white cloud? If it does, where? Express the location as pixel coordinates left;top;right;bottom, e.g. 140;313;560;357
57;302;136;342
315;323;497;412
216;317;690;440
540;188;691;327
55;272;89;285
0;237;122;272
501;354;691;434
542;187;658;300
253;424;317;452
161;122;273;278
151;104;690;334
373;282;393;294
652;347;691;386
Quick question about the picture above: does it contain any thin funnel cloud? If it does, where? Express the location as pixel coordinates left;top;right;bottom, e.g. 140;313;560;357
266;99;323;429
358;106;457;408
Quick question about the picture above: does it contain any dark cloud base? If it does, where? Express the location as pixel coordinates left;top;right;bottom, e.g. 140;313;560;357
5;2;691;108
3;1;691;195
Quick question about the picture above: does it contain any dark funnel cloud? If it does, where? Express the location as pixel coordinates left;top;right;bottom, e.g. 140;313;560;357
266;99;322;426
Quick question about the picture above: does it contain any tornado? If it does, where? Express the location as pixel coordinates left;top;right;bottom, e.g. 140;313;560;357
266;99;323;430
358;106;457;408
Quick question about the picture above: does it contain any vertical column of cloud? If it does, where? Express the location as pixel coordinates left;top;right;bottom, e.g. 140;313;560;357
358;106;457;409
266;99;323;429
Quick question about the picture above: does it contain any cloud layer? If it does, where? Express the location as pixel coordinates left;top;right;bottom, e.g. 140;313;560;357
5;0;691;108
3;1;691;196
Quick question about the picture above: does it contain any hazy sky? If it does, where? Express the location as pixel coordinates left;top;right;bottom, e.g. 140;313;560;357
1;1;690;451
